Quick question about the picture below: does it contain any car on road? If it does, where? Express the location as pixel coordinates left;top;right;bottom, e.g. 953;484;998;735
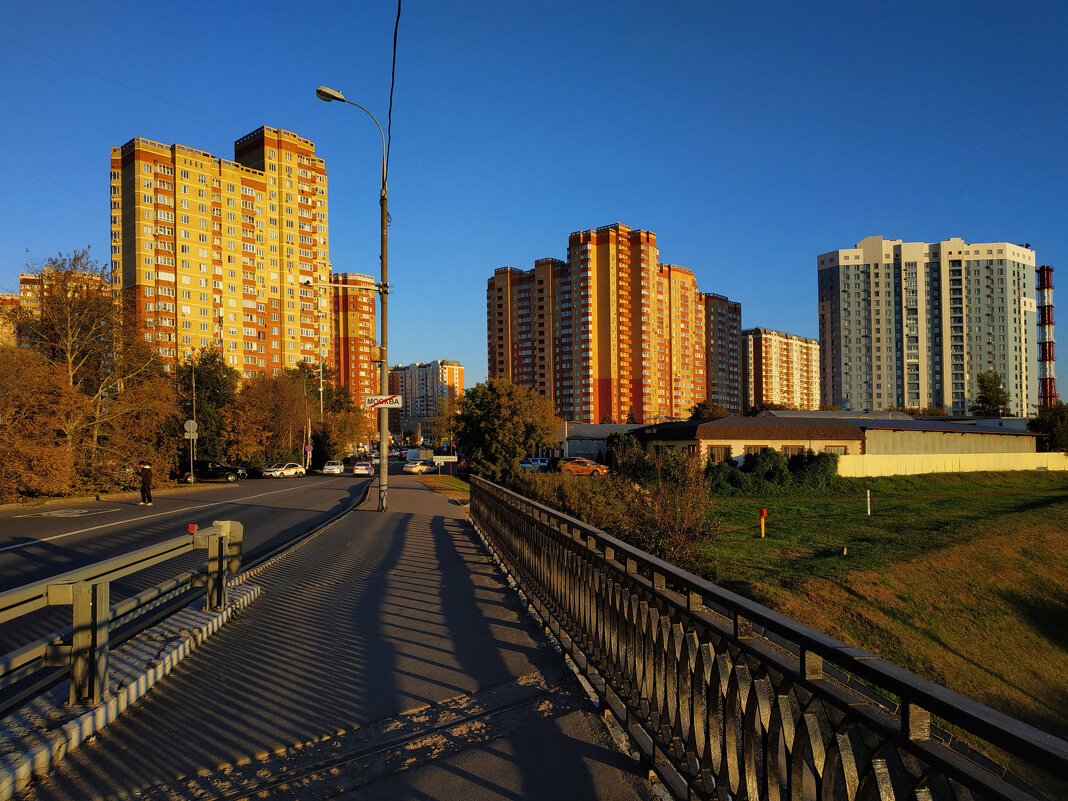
402;460;433;474
519;457;550;472
559;457;609;476
264;462;306;478
352;462;374;476
178;460;247;483
322;461;344;475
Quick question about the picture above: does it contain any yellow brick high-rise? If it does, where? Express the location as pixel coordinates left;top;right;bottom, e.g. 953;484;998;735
111;127;331;377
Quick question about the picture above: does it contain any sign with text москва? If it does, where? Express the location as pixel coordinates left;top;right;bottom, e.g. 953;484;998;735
364;395;403;410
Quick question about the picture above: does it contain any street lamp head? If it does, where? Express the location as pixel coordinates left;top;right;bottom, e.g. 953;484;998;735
315;85;346;103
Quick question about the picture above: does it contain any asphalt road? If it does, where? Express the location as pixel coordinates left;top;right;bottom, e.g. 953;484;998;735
0;470;380;652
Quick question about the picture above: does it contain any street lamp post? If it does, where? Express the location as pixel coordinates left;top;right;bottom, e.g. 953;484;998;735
314;84;388;509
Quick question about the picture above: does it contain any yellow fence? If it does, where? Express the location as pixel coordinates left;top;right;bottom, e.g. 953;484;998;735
837;451;1068;477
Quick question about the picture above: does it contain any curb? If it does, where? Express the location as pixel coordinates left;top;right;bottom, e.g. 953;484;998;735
0;583;261;801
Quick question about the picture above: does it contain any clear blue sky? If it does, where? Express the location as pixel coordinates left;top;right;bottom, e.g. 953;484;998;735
2;1;1066;391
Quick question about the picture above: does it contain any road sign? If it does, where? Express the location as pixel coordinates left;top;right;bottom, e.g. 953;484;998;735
364;395;403;410
184;419;198;433
432;455;458;463
305;444;313;452
183;432;198;440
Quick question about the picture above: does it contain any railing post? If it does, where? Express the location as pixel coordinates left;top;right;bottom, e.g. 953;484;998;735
195;529;229;611
214;519;244;576
69;581;109;706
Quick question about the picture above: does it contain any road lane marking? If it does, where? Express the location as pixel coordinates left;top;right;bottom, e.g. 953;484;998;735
14;509;117;519
0;478;351;554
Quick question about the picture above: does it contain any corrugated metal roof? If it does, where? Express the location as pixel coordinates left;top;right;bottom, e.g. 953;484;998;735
634;416;864;441
841;418;1036;437
556;423;645;440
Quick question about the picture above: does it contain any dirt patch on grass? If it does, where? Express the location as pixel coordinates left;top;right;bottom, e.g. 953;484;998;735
763;523;1068;739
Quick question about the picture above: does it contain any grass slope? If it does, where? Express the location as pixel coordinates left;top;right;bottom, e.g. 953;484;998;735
705;472;1068;740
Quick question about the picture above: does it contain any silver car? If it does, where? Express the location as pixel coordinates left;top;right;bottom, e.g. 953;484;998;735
322;461;344;475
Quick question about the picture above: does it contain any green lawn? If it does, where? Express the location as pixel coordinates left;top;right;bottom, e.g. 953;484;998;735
702;471;1068;743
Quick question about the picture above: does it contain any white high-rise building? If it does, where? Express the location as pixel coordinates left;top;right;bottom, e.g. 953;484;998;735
818;236;1037;416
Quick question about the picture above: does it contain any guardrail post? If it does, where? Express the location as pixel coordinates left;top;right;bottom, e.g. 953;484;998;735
213;519;244;575
194;528;229;611
69;581;109;706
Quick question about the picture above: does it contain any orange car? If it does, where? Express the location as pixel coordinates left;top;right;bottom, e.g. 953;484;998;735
559;457;609;476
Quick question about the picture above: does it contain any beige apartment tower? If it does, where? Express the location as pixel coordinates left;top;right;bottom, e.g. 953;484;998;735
111;127;333;378
390;360;465;434
742;327;820;411
818;236;1037;416
488;223;709;424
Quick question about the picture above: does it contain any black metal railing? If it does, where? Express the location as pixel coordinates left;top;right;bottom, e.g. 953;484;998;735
470;477;1067;801
0;520;242;712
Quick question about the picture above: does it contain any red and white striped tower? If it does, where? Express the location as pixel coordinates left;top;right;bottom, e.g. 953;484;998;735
1036;264;1058;407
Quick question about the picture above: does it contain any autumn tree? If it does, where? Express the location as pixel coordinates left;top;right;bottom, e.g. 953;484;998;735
689;399;730;421
453;378;558;483
430;393;460;449
969;371;1012;417
1029;401;1068;452
174;348;240;461
5;249;177;487
0;347;85;501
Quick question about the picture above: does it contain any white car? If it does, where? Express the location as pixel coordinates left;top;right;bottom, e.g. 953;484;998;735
402;460;433;474
264;462;305;478
322;461;344;475
352;462;374;476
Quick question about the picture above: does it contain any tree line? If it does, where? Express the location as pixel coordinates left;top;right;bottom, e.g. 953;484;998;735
0;249;368;503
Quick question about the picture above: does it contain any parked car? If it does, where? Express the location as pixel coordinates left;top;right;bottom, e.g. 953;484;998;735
322;461;344;475
519;457;550;472
352;462;374;476
178;460;247;483
559;457;609;476
402;460;433;474
264;462;306;478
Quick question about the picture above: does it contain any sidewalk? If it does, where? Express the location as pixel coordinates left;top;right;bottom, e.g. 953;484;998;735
17;474;655;800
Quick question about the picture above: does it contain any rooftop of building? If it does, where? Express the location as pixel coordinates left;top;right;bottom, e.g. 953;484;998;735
633;413;1038;441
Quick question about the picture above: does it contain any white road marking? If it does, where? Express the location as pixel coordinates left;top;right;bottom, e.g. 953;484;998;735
14;509;116;519
0;478;346;554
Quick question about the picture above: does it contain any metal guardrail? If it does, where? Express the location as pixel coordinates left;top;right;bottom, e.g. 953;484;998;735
469;477;1067;801
0;520;242;709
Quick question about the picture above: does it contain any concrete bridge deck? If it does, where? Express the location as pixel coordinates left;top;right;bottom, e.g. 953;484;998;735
16;474;655;800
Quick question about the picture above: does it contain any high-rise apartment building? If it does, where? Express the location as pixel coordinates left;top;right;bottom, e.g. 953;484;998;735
327;272;378;402
703;293;742;413
742;328;820;411
818;236;1037;416
389;360;464;434
111;127;333;378
488;223;712;424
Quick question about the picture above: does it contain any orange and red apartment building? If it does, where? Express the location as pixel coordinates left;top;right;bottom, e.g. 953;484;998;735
488;223;740;424
109;126;377;402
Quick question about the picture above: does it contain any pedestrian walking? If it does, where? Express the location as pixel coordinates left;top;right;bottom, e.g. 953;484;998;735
138;460;153;506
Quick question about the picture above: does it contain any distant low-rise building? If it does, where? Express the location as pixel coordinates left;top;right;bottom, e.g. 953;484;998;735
632;415;1065;477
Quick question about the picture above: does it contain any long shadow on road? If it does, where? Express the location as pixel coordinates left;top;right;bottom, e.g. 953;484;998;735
18;494;651;800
